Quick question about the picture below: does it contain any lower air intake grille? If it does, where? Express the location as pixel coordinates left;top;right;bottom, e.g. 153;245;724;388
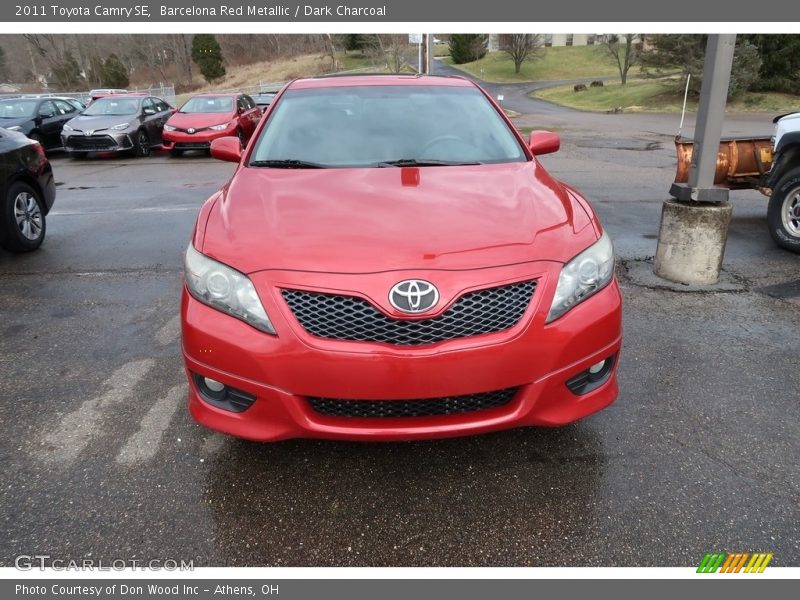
281;280;536;346
307;388;518;419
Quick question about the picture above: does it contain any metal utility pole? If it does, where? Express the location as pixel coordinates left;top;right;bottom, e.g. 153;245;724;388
426;34;433;74
669;35;737;203
655;35;737;285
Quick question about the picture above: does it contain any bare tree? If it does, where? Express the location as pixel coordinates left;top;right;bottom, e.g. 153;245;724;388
602;34;642;85
368;35;412;73
498;34;543;74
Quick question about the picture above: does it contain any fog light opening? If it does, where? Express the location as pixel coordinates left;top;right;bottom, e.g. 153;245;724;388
191;372;257;413
588;360;606;375
565;354;616;396
204;377;225;393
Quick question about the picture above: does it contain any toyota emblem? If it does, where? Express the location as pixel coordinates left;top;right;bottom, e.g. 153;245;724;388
187;127;196;134
389;280;439;314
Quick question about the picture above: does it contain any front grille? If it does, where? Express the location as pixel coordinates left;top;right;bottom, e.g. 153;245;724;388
281;280;536;346
66;134;119;151
175;142;211;149
308;388;518;419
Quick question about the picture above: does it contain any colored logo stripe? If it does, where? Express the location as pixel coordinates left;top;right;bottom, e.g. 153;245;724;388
697;552;773;573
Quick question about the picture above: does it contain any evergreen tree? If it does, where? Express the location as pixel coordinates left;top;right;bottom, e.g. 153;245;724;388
101;54;130;88
191;34;226;82
448;34;488;65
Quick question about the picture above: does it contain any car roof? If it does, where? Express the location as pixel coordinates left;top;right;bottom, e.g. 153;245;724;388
191;92;240;98
288;74;475;90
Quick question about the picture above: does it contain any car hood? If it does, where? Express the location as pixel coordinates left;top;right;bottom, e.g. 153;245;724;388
201;162;598;275
66;114;137;132
168;112;235;128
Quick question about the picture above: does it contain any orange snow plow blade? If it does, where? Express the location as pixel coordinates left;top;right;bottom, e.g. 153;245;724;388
674;135;773;191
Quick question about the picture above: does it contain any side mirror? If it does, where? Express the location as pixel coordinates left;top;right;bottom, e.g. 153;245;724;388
210;136;242;163
528;130;561;156
143;108;156;116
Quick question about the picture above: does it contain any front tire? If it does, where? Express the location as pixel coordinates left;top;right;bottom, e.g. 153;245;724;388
0;181;46;253
767;166;800;254
133;130;151;157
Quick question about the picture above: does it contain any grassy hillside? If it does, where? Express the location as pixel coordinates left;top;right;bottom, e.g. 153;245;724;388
533;78;800;113
442;47;626;83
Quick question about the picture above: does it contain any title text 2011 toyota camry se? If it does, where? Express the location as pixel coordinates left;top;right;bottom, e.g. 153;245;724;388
181;75;622;442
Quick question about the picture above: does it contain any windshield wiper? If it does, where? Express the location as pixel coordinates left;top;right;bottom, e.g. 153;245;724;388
249;159;328;169
373;158;483;167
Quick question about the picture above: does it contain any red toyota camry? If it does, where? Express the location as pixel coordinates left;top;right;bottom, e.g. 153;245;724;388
181;75;622;441
163;93;261;156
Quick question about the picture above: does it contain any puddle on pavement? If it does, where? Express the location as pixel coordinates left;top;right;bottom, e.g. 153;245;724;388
577;138;663;151
757;279;800;299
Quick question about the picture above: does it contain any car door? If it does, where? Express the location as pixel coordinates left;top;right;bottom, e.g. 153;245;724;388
153;98;173;143
36;101;62;148
53;99;78;145
140;97;159;143
239;95;260;138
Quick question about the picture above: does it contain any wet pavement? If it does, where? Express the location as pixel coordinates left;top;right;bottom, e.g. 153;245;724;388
1;107;798;566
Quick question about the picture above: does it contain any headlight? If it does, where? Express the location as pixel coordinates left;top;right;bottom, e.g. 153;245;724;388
209;123;231;131
184;244;275;334
111;122;130;130
6;125;21;132
63;123;74;132
547;231;614;323
163;124;175;132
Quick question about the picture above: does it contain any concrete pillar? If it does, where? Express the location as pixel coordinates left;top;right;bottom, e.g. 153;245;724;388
654;200;733;285
658;35;737;286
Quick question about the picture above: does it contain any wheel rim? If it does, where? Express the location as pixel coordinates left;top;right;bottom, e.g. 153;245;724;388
13;192;42;241
782;187;800;238
138;132;150;155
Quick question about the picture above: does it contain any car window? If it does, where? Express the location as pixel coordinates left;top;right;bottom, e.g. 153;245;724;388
236;97;247;112
251;85;527;168
83;97;140;116
243;95;255;109
38;101;57;117
142;98;156;113
0;99;38;118
155;99;170;112
54;100;76;115
180;96;235;113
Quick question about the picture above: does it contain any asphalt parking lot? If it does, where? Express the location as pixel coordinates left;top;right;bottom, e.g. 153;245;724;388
1;109;798;567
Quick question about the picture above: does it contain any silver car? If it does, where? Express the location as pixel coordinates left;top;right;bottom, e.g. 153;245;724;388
62;95;173;157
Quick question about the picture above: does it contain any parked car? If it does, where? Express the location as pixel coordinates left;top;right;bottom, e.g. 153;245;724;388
0;127;56;252
251;92;276;111
182;75;622;442
87;88;128;104
61;94;174;157
0;96;83;151
163;93;261;157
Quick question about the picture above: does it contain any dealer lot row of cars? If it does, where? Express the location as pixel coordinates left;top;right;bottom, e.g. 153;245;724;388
0;89;272;253
0;89;275;158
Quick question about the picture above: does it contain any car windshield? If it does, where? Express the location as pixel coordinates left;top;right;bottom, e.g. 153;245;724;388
0;100;38;119
83;97;140;116
180;96;235;113
249;85;527;168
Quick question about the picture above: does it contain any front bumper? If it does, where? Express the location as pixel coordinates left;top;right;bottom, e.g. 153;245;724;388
181;264;623;441
162;128;233;151
62;131;135;153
